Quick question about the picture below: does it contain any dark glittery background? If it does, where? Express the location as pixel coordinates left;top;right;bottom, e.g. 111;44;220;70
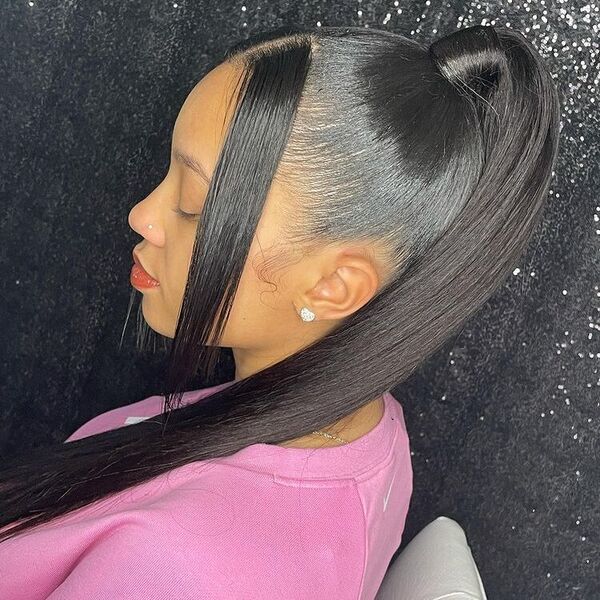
0;1;598;598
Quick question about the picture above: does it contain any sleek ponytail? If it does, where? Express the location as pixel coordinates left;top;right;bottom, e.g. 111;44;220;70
0;24;561;543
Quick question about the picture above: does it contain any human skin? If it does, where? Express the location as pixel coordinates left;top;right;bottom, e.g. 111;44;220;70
127;58;387;448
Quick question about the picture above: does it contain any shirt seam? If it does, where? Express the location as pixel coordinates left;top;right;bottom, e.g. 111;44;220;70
352;479;368;600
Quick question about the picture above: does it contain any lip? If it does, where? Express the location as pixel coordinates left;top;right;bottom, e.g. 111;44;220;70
131;250;160;288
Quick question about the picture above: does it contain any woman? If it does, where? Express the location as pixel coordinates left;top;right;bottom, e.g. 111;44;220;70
0;23;560;599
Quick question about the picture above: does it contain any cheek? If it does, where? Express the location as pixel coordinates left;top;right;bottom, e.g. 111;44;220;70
165;237;196;307
217;260;275;347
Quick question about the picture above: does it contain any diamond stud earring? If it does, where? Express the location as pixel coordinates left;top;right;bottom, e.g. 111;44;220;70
299;307;316;322
147;224;153;230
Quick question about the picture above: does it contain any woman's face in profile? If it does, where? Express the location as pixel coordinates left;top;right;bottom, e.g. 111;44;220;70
126;59;326;374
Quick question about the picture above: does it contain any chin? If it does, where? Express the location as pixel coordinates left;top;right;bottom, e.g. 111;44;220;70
140;303;176;339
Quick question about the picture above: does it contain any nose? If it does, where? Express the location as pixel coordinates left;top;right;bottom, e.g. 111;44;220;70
127;203;141;234
128;197;155;238
128;176;168;246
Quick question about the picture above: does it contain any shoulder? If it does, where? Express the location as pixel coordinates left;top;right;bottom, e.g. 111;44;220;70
49;468;367;599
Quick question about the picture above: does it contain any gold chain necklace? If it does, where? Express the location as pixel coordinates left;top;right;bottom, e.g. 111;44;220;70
310;430;348;444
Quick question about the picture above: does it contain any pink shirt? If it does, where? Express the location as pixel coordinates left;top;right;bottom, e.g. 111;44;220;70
0;381;413;599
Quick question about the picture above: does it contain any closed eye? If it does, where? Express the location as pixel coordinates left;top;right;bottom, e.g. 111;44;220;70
172;206;200;221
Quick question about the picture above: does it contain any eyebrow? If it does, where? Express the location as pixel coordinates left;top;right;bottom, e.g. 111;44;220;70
172;146;210;183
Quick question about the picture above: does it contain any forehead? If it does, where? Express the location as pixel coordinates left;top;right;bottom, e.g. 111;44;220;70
173;61;243;167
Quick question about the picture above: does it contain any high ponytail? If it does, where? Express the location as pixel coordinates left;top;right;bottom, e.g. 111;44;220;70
426;24;559;244
428;25;505;97
0;25;560;543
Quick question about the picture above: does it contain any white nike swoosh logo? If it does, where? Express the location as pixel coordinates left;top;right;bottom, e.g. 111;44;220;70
383;473;396;512
124;415;152;425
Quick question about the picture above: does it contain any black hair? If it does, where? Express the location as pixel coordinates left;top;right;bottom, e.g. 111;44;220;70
0;24;561;542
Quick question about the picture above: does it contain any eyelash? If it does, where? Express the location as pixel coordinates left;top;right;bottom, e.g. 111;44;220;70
172;206;200;221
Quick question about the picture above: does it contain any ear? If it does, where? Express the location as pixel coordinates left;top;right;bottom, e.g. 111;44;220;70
301;248;381;322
